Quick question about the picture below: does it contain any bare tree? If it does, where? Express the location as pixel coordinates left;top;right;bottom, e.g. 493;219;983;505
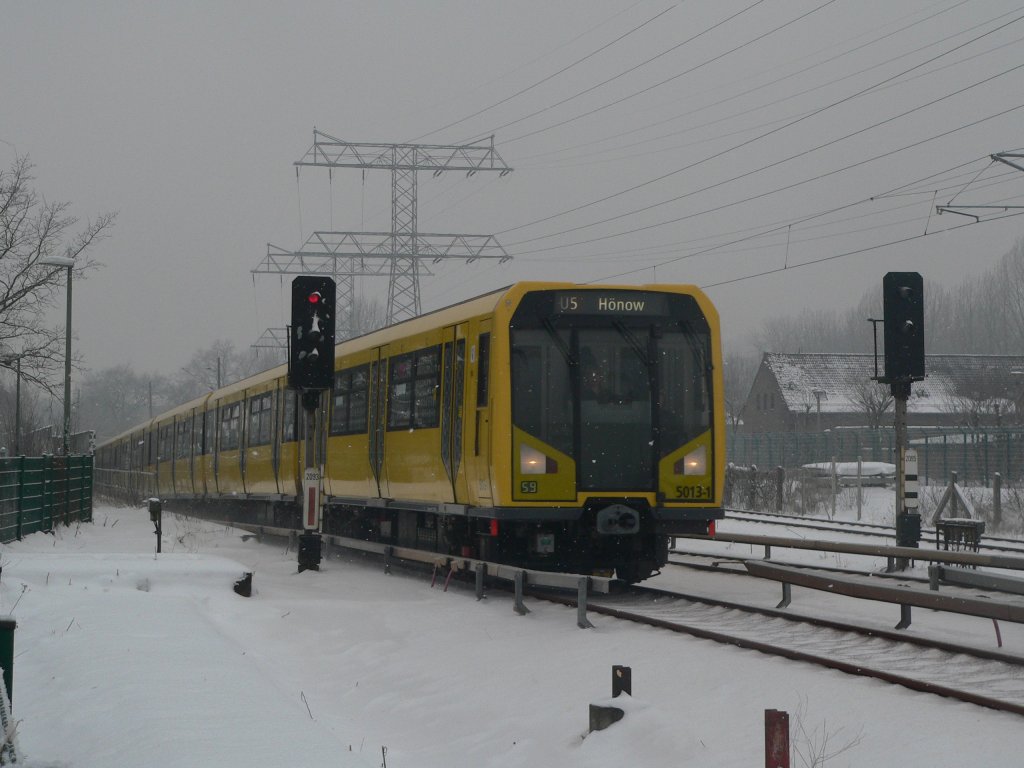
850;379;893;428
0;155;115;392
0;380;48;455
349;296;388;337
722;350;759;428
77;364;157;441
175;340;266;400
942;378;1007;428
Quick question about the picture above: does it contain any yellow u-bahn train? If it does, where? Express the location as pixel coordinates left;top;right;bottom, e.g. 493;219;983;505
95;282;724;582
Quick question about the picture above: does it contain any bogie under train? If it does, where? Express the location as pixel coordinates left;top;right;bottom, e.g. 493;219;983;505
96;282;724;582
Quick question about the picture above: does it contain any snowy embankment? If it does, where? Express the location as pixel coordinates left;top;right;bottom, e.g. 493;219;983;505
1;506;1023;767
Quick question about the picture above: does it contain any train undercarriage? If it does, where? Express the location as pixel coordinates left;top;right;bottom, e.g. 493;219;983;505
167;496;715;583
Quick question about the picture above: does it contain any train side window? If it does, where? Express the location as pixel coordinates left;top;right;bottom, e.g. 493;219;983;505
282;390;298;443
194;412;205;455
476;333;490;407
248;392;273;446
331;365;369;435
158;424;171;461
175;419;191;460
387;346;440;430
220;402;241;451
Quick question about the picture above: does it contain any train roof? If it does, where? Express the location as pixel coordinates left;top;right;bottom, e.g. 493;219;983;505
96;281;712;449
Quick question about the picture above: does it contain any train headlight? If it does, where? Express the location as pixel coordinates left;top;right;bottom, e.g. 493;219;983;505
674;445;707;475
520;443;558;475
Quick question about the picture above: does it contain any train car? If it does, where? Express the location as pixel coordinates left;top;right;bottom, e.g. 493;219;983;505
96;282;724;582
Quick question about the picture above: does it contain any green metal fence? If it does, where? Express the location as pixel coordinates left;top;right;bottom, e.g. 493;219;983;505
727;428;1024;485
0;455;93;543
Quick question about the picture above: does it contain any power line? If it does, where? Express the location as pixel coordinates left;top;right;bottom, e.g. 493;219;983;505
513;0;977;165
507;59;1024;251
499;12;1024;242
401;1;650;140
516;8;1021;172
697;209;1024;290
516;167;1022;265
409;5;677;144
509;99;1024;260
497;0;841;146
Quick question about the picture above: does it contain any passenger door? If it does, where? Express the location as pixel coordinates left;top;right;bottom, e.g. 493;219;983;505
367;348;387;498
441;324;468;502
466;322;492;503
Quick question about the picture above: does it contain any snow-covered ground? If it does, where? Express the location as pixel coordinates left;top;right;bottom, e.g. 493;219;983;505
2;499;1024;767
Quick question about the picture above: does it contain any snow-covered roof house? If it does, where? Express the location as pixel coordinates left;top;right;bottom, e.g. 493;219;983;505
741;353;1024;433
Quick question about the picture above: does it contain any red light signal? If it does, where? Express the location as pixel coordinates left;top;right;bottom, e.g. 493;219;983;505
289;277;336;391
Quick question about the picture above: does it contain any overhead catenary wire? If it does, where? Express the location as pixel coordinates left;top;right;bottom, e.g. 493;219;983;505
512;0;979;165
516;11;1024;172
478;0;836;147
507;98;1024;261
401;0;650;142
408;4;678;144
696;209;1024;289
498;12;1024;244
582;155;1024;283
506;59;1024;253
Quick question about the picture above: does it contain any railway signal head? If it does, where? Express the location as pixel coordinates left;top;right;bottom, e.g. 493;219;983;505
289;276;336;390
882;271;924;383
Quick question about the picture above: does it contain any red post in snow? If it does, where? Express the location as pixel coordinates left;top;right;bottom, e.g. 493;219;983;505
765;709;790;768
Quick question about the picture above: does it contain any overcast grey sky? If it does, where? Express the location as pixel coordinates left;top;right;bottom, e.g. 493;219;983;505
3;0;1023;377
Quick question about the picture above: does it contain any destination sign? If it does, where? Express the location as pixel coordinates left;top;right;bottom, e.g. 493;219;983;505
553;291;668;316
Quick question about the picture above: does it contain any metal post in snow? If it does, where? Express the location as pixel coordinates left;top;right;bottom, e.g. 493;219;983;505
856;457;863;521
994;472;1002;528
830;456;837;520
765;709;790;768
951;470;959;518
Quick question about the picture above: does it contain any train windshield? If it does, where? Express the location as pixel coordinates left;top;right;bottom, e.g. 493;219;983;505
510;290;711;492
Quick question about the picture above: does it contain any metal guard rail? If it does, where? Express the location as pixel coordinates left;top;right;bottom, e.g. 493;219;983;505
704;531;1024;571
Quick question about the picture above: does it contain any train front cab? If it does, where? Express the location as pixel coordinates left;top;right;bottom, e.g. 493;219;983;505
486;283;725;582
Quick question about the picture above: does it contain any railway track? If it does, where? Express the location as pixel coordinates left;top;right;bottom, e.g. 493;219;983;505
532;583;1024;717
217;515;1024;715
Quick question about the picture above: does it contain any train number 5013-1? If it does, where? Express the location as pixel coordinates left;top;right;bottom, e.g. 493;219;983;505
675;484;710;500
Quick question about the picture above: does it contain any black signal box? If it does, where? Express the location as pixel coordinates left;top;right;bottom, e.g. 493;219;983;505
288;276;336;391
882;271;924;383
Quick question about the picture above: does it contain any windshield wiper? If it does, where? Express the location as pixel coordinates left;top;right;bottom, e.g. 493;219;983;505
542;317;577;367
613;320;652;367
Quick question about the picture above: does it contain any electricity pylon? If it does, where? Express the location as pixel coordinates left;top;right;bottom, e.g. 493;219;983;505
252;129;512;348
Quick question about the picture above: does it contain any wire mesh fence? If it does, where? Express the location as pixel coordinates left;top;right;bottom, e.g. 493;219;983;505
727;428;1024;486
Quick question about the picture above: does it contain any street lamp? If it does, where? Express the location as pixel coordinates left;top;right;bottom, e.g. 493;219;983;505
0;355;23;455
39;256;75;455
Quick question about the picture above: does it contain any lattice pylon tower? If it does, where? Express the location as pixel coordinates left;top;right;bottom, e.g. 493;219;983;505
252;131;512;349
